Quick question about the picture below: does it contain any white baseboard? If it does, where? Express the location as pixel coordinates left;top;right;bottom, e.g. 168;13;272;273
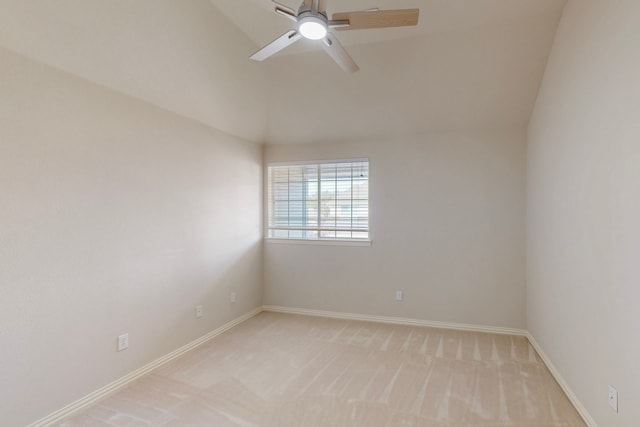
28;305;596;427
28;307;263;427
526;332;598;427
262;305;528;336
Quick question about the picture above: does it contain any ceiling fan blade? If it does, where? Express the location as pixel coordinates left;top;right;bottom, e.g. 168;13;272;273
271;1;296;16
250;29;302;61
321;33;359;73
331;9;419;30
274;6;297;22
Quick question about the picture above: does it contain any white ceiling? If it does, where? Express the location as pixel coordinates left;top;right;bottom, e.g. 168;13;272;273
0;0;268;142
0;0;567;144
253;0;568;143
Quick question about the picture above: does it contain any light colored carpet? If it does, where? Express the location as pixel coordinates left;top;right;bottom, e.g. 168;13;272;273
56;312;586;426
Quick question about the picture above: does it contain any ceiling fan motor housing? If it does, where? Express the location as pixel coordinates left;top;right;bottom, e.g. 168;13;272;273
297;11;329;40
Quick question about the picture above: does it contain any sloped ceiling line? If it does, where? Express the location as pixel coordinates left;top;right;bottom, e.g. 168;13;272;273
0;0;566;144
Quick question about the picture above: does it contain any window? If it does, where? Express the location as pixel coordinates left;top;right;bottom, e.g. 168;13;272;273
267;159;369;242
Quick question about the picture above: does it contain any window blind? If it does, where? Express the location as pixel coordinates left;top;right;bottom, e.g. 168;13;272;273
267;160;369;241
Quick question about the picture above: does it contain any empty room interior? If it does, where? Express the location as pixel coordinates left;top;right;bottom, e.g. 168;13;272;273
1;0;638;426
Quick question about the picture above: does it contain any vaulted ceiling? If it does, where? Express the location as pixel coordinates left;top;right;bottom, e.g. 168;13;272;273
0;0;566;144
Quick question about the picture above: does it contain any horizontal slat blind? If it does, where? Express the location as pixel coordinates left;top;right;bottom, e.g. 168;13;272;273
267;160;369;240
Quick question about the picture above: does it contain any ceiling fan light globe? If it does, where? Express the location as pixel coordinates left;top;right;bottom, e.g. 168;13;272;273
298;18;327;40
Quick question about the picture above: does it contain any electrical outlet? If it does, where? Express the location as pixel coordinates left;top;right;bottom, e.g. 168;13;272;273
117;333;129;352
230;292;237;303
395;290;403;301
608;385;618;412
195;305;203;318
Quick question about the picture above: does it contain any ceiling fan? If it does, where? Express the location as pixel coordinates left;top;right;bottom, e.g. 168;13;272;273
250;0;419;73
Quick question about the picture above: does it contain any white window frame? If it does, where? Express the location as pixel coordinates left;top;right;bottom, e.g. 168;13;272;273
265;158;371;246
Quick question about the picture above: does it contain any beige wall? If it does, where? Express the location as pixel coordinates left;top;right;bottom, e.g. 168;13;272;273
0;47;263;426
8;1;639;425
264;128;526;329
527;0;640;425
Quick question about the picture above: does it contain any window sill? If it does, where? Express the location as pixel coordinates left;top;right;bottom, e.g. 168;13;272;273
265;238;372;247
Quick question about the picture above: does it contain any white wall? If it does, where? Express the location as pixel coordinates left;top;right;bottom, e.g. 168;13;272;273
0;47;263;426
527;0;640;425
264;128;526;329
